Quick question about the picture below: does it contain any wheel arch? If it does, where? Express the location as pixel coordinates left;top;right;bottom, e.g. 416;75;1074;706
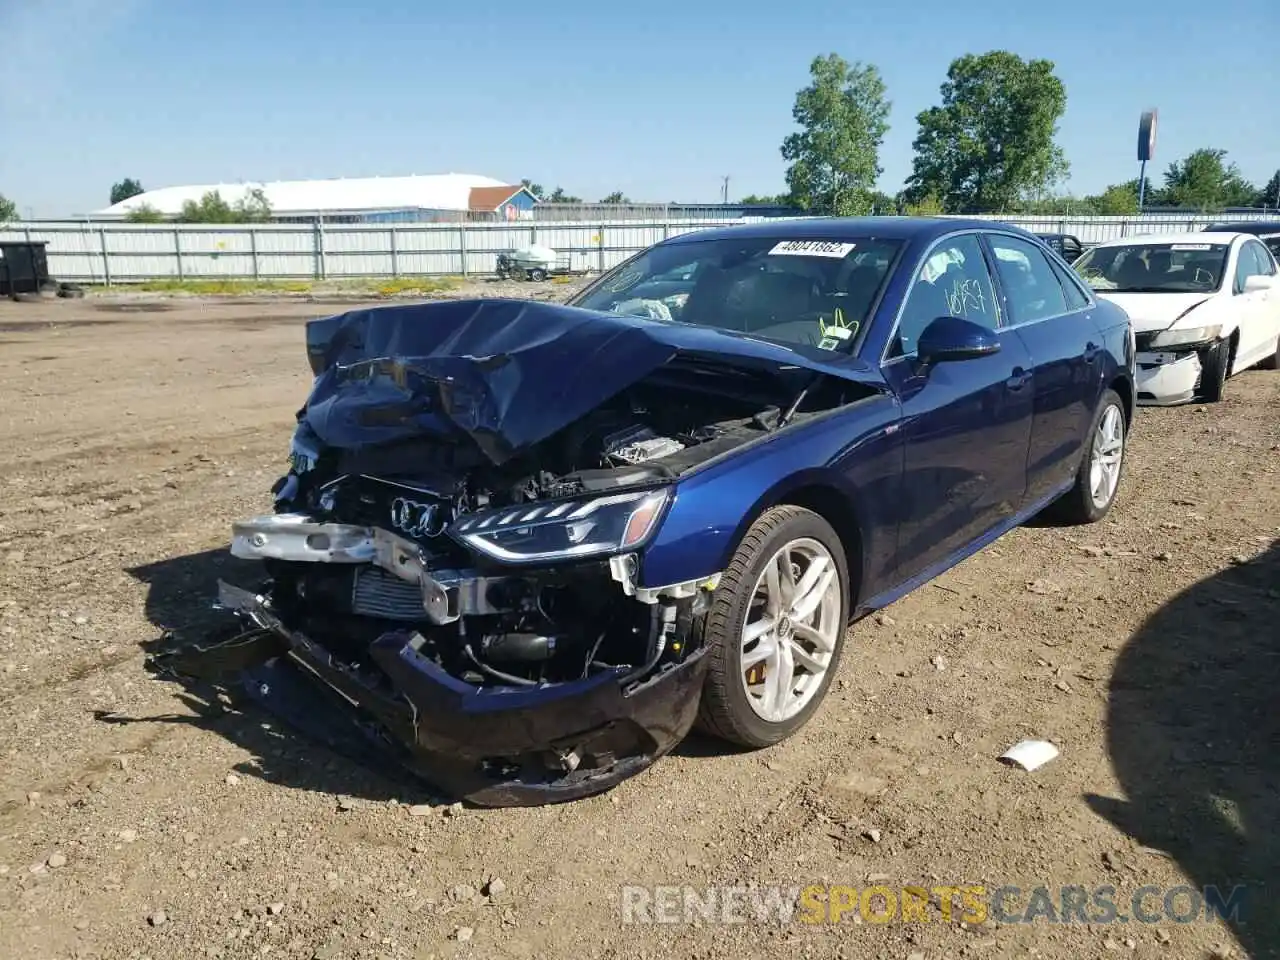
1108;374;1134;427
715;469;868;610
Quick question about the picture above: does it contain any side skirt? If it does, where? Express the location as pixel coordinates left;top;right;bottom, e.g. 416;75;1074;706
853;481;1075;619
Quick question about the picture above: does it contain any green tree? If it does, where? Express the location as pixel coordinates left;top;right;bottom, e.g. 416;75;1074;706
235;187;273;222
1161;148;1256;211
520;179;544;199
900;191;943;216
544;186;581;203
867;190;897;214
125;203;165;223
179;190;235;223
599;191;628;203
177;188;273;223
904;51;1068;213
110;178;145;205
1086;182;1141;215
780;54;891;216
0;193;16;222
1257;169;1280;209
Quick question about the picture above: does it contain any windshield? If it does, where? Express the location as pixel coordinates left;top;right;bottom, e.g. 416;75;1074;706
568;236;902;352
1072;242;1229;293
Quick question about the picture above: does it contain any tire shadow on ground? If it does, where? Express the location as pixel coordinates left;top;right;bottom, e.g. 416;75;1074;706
1085;540;1279;960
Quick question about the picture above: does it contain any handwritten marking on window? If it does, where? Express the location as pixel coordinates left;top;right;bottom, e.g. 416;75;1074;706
946;278;986;318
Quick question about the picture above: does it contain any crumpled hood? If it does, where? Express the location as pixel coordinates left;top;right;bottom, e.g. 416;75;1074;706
300;298;881;465
1093;291;1214;334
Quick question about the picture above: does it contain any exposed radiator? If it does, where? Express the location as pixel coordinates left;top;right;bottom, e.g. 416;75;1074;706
351;567;427;621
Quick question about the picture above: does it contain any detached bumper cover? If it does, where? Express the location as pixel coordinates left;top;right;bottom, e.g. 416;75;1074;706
204;581;708;806
1136;350;1201;406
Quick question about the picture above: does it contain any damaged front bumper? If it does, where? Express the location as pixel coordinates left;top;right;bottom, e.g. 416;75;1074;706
1135;350;1201;406
230;513;509;624
187;514;721;805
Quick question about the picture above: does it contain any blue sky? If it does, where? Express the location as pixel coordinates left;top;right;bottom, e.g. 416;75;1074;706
1;0;1277;217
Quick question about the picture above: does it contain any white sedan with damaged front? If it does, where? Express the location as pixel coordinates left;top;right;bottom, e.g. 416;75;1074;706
1071;232;1280;404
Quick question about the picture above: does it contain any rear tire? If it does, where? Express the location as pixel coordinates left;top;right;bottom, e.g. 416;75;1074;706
1049;389;1127;525
695;505;849;748
1198;338;1231;401
529;267;548;282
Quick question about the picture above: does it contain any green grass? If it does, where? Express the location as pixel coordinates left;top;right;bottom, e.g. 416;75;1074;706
85;276;464;297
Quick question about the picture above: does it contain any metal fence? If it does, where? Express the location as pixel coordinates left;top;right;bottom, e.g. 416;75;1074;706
0;212;1269;285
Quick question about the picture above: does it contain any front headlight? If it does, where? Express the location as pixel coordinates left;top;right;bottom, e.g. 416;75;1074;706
448;488;671;565
1148;324;1222;349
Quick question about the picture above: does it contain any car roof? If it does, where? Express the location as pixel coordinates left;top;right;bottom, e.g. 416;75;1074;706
1203;220;1280;235
662;215;1040;246
1089;231;1240;248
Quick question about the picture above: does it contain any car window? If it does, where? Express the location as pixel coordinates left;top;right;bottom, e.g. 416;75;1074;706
988;234;1069;323
1073;242;1230;293
1246;240;1276;277
569;236;903;353
1049;257;1091;310
889;233;998;359
1235;242;1265;292
1265;237;1280;262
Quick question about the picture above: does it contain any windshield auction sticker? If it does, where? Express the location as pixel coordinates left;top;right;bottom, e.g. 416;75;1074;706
1170;244;1216;251
768;240;857;258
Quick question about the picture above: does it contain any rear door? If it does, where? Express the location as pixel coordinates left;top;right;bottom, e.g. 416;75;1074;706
879;231;1035;585
984;233;1102;505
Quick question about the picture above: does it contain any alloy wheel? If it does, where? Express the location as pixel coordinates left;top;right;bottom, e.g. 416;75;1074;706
739;537;842;723
1089;404;1125;509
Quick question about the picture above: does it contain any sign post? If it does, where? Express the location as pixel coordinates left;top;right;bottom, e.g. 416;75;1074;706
1137;109;1158;213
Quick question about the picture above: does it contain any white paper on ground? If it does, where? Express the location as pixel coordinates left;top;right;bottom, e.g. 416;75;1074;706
999;739;1060;772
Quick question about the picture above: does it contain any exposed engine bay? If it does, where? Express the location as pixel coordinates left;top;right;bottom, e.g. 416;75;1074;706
254;376;803;688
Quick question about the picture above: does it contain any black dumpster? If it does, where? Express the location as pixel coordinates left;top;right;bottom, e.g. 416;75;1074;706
0;240;52;296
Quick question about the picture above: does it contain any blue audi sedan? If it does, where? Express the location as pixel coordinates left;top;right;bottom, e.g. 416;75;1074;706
179;217;1135;806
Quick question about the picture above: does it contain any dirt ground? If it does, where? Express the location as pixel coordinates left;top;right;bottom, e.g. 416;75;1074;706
1;287;1277;960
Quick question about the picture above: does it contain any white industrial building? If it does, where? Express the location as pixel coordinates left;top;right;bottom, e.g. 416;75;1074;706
95;173;539;223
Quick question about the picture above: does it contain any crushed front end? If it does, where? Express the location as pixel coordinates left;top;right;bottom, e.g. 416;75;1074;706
174;298;875;804
215;472;718;805
182;298;842;805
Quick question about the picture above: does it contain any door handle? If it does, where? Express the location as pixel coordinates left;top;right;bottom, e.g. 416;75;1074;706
1006;367;1031;391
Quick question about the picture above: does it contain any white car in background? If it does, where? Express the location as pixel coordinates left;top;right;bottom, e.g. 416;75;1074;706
1071;232;1280;404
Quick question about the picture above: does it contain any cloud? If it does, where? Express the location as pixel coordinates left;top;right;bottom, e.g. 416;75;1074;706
0;0;148;116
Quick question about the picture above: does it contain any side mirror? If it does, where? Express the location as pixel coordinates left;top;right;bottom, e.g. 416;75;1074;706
1243;274;1277;294
916;315;1002;364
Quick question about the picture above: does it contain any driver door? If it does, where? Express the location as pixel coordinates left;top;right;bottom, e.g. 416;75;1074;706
880;231;1035;586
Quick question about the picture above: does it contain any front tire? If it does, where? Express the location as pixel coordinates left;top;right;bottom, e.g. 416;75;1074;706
1198;338;1231;401
696;505;849;748
1050;389;1127;524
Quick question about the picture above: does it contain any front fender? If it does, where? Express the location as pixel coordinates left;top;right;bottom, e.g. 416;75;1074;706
636;393;902;591
1168;298;1236;338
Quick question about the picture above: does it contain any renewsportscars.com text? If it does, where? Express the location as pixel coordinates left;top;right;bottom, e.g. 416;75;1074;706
619;884;1248;926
